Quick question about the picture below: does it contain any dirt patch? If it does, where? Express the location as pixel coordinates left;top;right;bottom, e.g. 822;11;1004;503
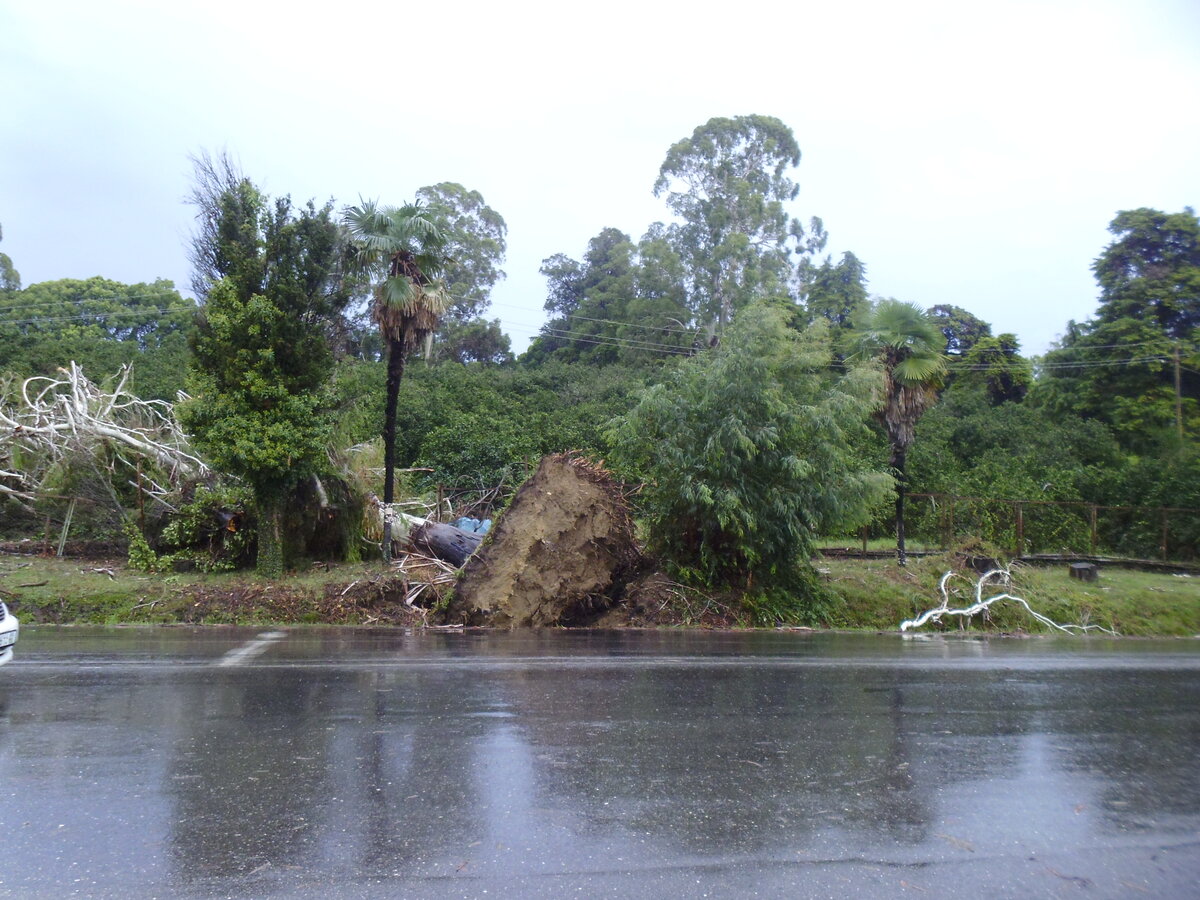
178;575;425;626
447;453;643;627
592;572;743;628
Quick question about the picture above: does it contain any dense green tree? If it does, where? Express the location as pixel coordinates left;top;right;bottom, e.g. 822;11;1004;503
431;318;513;364
180;157;349;577
622;225;694;360
853;299;948;565
952;333;1031;405
533;228;637;364
1111;446;1200;558
414;183;510;363
526;227;691;366
414;182;507;323
907;392;1125;553
343;199;451;561
653;115;824;330
332;358;648;500
928;304;992;356
607;304;890;617
1093;207;1200;339
0;223;19;293
1033;208;1200;450
804;251;868;329
0;277;192;399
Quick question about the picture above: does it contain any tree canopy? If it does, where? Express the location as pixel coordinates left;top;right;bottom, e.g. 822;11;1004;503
0;276;193;399
1033;207;1199;451
653;115;824;330
179;156;350;576
607;304;890;613
0;223;20;293
525;226;691;366
413;183;512;364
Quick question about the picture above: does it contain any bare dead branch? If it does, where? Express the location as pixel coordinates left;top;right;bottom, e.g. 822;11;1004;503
900;568;1118;635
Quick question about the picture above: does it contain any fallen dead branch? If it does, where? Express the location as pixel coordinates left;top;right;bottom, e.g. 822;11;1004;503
1;362;207;505
900;568;1118;635
394;551;458;608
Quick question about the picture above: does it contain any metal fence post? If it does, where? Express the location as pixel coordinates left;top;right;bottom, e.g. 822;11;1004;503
1014;502;1025;558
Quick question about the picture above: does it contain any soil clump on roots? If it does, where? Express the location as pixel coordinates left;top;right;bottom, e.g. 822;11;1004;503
447;453;644;627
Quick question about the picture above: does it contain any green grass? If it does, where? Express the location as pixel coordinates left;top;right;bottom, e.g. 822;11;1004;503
0;556;410;626
823;553;1200;636
4;552;1198;636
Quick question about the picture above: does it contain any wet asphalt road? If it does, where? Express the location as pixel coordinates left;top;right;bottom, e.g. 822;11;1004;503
0;628;1198;899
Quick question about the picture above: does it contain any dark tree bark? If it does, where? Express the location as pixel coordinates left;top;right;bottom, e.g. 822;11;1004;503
411;522;483;567
257;491;285;577
381;336;407;563
892;446;908;567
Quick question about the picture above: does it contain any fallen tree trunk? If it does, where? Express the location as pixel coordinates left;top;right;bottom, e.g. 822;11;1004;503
409;521;483;567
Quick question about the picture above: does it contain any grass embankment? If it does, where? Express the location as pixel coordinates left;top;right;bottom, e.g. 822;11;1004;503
823;554;1200;636
0;557;426;627
2;552;1198;635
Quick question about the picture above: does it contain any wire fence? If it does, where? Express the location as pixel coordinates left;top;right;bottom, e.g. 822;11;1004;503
889;493;1200;562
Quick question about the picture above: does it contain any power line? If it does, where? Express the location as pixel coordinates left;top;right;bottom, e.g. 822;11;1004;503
2;290;1192;373
538;325;692;355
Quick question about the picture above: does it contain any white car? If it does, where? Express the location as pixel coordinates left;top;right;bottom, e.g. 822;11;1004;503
0;600;17;666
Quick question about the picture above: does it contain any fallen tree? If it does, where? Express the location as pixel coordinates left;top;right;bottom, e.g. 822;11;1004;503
446;453;643;627
409;520;483;567
0;362;206;509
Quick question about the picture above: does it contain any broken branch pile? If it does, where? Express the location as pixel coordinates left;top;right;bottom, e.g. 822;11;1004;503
1;362;206;508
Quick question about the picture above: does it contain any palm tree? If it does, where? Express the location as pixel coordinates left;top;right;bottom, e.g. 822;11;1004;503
855;299;948;565
344;200;451;561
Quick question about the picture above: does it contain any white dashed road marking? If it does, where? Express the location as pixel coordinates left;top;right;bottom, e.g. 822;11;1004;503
216;631;288;667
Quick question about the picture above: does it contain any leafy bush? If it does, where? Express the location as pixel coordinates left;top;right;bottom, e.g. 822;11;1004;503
156;484;255;572
607;305;891;610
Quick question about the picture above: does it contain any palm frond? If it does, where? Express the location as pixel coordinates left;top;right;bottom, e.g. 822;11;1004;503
892;353;948;385
379;276;416;309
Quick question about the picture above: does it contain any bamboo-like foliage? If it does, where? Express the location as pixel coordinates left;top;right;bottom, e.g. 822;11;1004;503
608;305;891;612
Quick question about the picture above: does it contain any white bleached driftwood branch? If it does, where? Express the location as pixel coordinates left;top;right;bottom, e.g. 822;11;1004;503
0;362;207;503
900;568;1117;635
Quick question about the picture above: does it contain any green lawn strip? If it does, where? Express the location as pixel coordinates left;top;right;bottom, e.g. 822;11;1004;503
822;555;1200;636
0;557;407;626
4;553;1197;635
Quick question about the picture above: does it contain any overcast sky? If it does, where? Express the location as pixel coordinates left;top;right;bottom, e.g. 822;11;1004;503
3;0;1198;355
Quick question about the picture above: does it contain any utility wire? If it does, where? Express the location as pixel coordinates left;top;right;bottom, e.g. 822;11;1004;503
2;292;1193;372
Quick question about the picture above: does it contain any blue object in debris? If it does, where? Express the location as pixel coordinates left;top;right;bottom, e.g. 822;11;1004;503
451;517;493;535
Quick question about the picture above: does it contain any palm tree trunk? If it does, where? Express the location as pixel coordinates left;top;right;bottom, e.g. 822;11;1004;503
892;445;908;567
381;337;406;563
